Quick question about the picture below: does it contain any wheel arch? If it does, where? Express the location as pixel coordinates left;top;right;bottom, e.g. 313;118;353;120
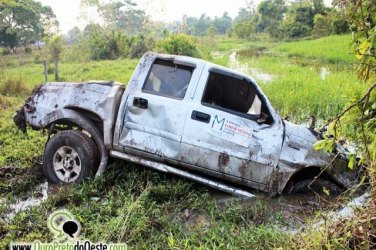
43;108;108;176
282;165;323;193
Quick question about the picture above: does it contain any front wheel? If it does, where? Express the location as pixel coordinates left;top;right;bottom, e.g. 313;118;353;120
288;177;343;195
43;130;98;184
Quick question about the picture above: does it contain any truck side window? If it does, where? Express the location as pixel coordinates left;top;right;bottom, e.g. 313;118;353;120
142;59;193;99
202;70;272;123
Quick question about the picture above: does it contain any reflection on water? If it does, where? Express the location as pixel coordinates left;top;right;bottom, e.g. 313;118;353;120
228;52;274;83
320;67;329;80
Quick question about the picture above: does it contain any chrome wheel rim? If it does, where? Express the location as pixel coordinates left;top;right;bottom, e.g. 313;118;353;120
53;146;81;183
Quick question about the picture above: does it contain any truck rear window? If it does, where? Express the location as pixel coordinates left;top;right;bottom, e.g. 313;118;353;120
142;59;193;99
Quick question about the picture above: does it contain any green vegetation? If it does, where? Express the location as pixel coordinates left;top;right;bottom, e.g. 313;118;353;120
272;34;355;64
156;33;201;57
1;54;138;87
1;0;375;249
1;32;374;248
248;56;367;122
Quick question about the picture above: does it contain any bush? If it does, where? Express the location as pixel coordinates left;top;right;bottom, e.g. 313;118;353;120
0;95;13;109
156;33;199;57
33;54;42;64
234;22;254;39
24;47;32;54
47;64;54;74
127;35;150;59
279;21;312;39
313;14;331;38
2;49;11;55
329;10;349;34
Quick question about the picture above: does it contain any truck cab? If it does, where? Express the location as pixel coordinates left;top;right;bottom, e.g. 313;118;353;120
114;53;284;193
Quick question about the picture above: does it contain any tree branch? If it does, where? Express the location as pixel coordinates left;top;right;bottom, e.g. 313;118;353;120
321;82;376;134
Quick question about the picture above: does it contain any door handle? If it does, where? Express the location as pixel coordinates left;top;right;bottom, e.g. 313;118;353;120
133;97;148;109
191;110;211;123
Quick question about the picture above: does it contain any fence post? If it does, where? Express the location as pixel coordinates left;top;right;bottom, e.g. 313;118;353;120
54;59;58;81
43;60;48;83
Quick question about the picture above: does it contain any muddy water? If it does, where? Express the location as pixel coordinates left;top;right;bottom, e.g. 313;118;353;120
211;190;334;227
1;182;48;222
228;52;274;83
1;181;63;222
211;189;370;233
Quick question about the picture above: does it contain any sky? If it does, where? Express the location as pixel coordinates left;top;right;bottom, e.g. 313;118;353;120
38;0;255;34
39;0;333;34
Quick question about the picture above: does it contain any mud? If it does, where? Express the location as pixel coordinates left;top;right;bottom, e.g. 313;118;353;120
208;188;371;233
0;163;369;233
1;182;48;222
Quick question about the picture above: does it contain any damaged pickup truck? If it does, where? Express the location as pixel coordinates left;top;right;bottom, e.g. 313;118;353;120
14;52;359;197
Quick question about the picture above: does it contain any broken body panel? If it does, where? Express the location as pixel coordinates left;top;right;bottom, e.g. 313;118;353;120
16;52;357;196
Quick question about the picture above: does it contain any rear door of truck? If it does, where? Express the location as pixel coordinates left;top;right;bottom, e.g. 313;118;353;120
115;55;204;160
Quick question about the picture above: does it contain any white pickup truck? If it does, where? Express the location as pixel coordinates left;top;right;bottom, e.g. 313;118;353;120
14;52;359;197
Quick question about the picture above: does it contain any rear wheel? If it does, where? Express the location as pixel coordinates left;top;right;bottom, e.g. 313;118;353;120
43;130;98;184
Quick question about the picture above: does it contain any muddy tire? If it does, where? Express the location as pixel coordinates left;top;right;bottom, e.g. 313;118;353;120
83;131;100;173
43;130;98;184
289;177;343;195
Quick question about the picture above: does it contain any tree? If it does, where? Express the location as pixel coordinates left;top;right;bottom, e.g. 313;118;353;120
207;26;218;37
66;26;83;45
47;35;64;81
314;3;376;247
0;0;57;50
195;14;211;35
212;12;232;34
233;4;256;39
320;0;376;177
81;0;146;35
328;9;349;34
277;1;320;39
256;0;287;33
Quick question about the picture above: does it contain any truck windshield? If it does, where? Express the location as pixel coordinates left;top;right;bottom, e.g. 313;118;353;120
143;59;193;99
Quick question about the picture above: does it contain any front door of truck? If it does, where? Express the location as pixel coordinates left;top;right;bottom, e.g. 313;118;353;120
117;57;202;160
180;66;284;191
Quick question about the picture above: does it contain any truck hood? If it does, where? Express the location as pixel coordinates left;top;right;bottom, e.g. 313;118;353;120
278;121;359;188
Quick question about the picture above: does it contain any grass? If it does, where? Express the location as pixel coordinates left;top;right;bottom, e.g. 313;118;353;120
272;34;356;64
1;53;138;87
0;161;295;249
240;55;369;122
0;34;374;249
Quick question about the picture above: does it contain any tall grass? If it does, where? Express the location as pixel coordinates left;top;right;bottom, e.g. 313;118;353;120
1;55;139;87
0;78;30;96
272;34;356;64
241;56;370;122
